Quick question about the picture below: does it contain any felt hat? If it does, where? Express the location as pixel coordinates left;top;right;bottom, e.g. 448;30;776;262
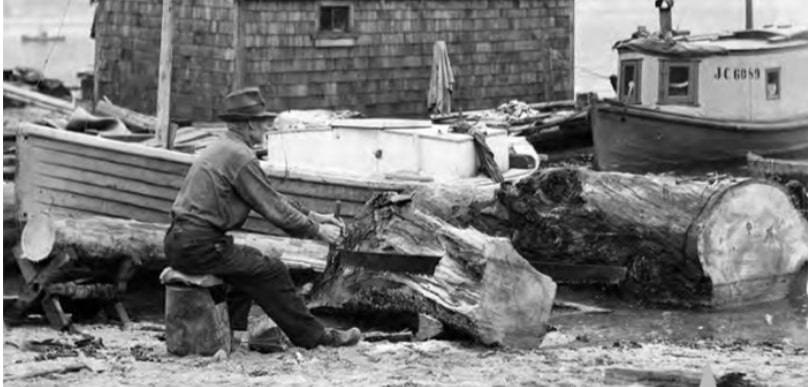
218;87;278;122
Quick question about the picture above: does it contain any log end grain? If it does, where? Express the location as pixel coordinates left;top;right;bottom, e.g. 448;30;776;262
691;181;808;307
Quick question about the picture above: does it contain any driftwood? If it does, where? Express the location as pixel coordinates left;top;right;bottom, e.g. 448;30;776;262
499;167;808;308
3;357;89;381
19;215;329;272
603;367;762;387
2;82;74;116
308;192;557;349
94;98;157;134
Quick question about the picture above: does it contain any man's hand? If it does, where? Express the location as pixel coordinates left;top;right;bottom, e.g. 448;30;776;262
317;224;343;245
309;211;345;231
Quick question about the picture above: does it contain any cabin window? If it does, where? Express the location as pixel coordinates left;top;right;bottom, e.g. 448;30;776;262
659;60;699;105
619;59;642;104
319;4;351;33
765;68;781;100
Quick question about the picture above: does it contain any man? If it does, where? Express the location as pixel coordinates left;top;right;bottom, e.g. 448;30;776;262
163;87;361;349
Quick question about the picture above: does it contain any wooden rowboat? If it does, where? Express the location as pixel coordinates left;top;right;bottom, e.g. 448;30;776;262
15;122;539;236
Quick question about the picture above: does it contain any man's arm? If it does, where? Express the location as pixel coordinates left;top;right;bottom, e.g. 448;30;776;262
233;160;320;239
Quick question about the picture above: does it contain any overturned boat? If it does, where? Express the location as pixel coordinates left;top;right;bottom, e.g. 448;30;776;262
592;0;808;174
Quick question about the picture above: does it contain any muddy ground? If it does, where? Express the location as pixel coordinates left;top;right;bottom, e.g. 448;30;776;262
4;283;807;387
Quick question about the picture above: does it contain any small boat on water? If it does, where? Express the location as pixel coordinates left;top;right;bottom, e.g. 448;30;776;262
14;120;540;236
591;0;808;174
21;31;66;44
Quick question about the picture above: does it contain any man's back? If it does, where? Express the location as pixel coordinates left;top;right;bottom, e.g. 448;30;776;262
170;132;256;231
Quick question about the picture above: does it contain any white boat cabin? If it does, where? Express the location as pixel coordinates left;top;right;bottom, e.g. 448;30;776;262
263;118;517;181
615;25;808;121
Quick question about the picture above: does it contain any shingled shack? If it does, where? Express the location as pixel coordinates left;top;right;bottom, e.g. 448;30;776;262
92;0;574;121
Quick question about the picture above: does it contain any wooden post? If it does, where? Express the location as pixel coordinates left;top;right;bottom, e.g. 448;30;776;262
745;0;754;30
233;0;246;89
156;0;174;149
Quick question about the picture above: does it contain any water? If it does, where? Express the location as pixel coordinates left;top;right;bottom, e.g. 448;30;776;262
2;0;807;93
3;0;95;87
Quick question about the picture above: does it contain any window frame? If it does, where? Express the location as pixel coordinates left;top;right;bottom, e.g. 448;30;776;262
765;67;781;101
658;59;700;106
317;2;353;35
619;59;643;104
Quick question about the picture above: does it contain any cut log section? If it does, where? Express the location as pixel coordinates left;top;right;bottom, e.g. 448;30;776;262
308;192;557;349
498;167;808;308
19;215;330;272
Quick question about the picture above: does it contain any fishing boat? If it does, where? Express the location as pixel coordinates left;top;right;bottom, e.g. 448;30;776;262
14;121;539;236
591;0;808;174
21;30;66;44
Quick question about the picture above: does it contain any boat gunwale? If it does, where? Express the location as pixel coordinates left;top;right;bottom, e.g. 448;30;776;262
596;100;808;132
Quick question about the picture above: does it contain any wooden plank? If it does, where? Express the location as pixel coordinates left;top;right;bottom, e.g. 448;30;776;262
31;147;185;190
2;82;74;115
530;263;627;285
603;367;701;386
232;0;246;89
32;175;174;215
30;135;190;176
25;190;171;224
19;124;194;168
34;162;179;201
156;0;174;148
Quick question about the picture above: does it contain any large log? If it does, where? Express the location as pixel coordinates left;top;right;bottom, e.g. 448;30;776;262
4;182;20;267
308;193;557;349
94;98;156;134
498;167;808;308
19;215;329;273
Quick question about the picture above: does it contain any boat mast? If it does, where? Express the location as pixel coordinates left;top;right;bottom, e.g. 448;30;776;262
745;0;754;29
655;0;674;38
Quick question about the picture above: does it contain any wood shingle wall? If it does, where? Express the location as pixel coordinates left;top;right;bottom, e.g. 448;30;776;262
94;0;573;121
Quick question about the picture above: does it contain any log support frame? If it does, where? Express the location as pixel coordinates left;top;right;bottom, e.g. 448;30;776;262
10;246;136;331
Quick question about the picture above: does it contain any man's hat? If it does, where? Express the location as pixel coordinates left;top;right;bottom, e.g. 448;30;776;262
218;87;278;122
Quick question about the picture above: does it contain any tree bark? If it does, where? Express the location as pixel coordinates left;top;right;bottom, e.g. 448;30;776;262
19;215;329;275
308;192;557;349
4;181;19;267
408;184;512;237
498;167;808;308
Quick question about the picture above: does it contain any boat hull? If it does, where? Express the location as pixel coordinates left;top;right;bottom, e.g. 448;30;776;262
15;124;535;237
591;102;808;174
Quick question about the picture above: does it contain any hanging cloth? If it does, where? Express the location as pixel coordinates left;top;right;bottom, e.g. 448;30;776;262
427;41;455;115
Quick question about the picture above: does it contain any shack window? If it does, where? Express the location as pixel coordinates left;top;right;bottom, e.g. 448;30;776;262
320;5;351;33
659;60;699;105
766;68;781;100
619;59;642;104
